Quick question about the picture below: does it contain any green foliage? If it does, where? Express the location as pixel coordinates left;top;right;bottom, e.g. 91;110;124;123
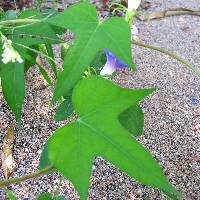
90;50;107;72
37;193;52;200
11;9;61;46
37;192;66;200
18;45;38;72
119;104;144;136
0;1;183;199
46;76;181;200
0;8;60;120
37;64;52;85
39;44;57;78
54;99;73;122
39;145;51;170
47;2;135;102
5;189;17;200
60;43;69;61
0;60;24;121
45;44;57;77
2;10;18;20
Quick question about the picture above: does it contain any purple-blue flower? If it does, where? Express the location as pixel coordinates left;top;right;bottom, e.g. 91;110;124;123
100;49;128;75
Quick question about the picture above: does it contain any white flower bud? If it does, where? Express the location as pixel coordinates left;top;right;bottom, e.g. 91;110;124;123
1;35;23;64
128;0;141;12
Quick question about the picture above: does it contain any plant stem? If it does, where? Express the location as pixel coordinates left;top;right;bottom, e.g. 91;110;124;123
13;42;58;64
132;40;200;78
0;166;53;188
0;19;41;26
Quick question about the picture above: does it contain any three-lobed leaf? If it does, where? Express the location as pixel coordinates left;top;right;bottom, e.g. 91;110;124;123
46;76;181;200
47;2;135;102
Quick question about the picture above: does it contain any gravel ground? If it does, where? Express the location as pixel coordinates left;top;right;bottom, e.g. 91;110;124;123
0;0;200;199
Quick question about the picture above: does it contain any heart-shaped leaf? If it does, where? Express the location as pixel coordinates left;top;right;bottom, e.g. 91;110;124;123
47;2;135;102
47;76;181;200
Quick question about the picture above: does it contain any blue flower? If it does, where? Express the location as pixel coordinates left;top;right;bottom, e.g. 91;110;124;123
100;49;128;75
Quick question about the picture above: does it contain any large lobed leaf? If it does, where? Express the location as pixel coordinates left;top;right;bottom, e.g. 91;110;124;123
47;2;135;102
46;76;181;200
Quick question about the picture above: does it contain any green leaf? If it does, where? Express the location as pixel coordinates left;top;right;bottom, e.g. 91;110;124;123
90;50;106;73
11;23;60;46
37;193;52;200
55;196;66;200
60;43;69;61
47;2;135;102
5;189;17;200
119;104;144;136
18;9;42;19
37;64;52;85
17;45;38;72
37;193;66;200
2;10;18;20
39;145;52;170
47;76;181;200
9;10;62;46
45;44;54;59
39;44;57;77
45;44;57;77
54;99;73;122
0;61;25;121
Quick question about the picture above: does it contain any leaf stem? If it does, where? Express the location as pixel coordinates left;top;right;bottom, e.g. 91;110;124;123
0;12;54;29
132;40;200;78
0;166;53;188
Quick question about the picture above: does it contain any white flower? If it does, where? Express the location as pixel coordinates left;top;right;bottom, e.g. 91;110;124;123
128;0;141;13
1;35;23;64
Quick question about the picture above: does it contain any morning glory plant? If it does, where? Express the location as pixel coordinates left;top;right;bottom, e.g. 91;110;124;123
100;0;141;75
1;1;200;199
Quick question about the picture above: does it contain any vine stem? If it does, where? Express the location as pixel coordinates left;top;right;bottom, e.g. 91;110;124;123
0;19;40;26
0;166;53;188
132;40;200;78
